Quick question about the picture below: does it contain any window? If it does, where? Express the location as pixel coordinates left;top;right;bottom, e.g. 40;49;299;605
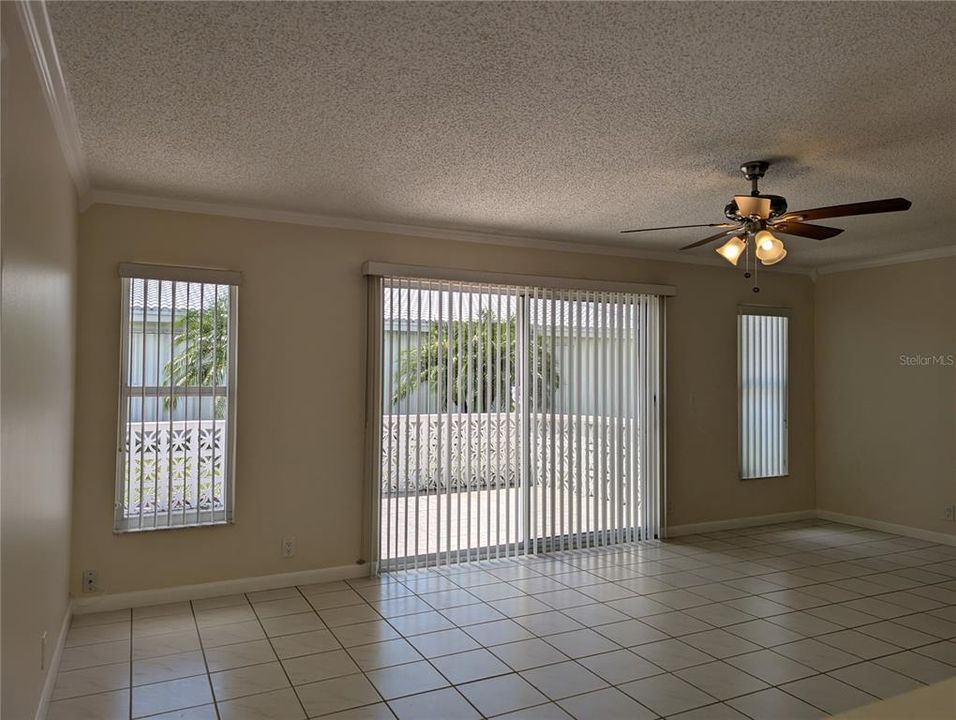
367;269;668;572
115;263;239;532
738;307;788;479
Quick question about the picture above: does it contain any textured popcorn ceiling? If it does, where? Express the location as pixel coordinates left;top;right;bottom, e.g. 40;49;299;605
49;1;956;266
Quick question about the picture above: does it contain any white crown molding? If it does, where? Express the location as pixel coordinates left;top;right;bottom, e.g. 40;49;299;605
16;0;90;198
815;245;956;276
85;189;816;275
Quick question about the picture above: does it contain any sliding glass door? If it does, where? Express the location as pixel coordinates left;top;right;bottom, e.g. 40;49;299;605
371;276;663;572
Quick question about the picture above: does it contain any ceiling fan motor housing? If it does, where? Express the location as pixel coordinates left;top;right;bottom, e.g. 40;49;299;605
725;160;788;220
725;194;788;220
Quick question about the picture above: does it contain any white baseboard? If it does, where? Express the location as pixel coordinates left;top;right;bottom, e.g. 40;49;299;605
665;510;818;537
72;512;955;615
36;599;73;720
665;508;956;547
817;510;956;547
73;563;369;614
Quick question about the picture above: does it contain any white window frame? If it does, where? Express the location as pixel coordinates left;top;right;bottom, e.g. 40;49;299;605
114;263;240;532
364;262;673;572
738;305;789;480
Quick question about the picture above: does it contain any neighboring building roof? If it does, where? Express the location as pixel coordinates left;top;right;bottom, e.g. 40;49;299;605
130;279;227;313
384;287;645;329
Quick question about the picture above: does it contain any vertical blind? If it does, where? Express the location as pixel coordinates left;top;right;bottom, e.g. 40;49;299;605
370;275;664;572
738;309;789;479
115;266;239;531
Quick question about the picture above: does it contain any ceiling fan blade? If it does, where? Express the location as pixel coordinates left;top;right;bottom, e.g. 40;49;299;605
620;223;735;234
770;221;845;241
680;228;741;251
779;197;911;223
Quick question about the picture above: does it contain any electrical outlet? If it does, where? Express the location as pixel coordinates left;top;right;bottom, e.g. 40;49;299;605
944;505;956;523
40;631;48;670
281;536;296;558
83;569;98;593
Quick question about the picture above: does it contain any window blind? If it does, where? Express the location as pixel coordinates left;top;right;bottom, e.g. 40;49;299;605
115;268;239;531
369;275;664;572
738;309;789;479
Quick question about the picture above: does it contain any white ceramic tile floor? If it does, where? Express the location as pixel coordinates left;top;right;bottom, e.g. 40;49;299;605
52;520;956;718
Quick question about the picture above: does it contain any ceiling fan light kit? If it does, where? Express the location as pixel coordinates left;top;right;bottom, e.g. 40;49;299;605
716;235;747;266
754;230;787;265
620;160;912;287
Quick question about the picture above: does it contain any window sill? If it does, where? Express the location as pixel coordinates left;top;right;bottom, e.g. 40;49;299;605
114;517;233;534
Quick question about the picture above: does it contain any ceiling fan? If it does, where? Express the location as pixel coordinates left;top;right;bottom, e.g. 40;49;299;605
621;161;912;278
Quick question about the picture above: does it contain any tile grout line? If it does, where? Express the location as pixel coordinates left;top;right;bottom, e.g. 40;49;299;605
161;544;945;707
368;573;930;718
128;607;134;720
258;586;318;719
49;521;956;719
188;598;224;720
340;575;488;718
338;574;638;718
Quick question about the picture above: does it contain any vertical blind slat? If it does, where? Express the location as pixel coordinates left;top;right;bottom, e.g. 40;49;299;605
456;283;464;564
139;280;147;530
576;290;584;550
167;282;176;527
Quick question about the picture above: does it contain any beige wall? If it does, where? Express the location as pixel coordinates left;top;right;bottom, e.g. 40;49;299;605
816;258;956;538
73;203;816;595
1;6;79;719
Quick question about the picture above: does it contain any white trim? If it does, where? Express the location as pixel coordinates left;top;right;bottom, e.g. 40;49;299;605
35;599;73;720
817;510;956;547
78;192;953;278
72;563;369;614
85;189;815;274
15;0;90;198
114;278;239;532
665;510;818;537
737;311;789;481
363;261;678;296
66;511;955;614
737;304;792;318
118;262;241;286
666;509;956;547
815;245;956;275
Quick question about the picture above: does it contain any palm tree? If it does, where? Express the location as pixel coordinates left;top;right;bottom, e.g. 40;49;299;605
392;310;558;412
163;296;229;418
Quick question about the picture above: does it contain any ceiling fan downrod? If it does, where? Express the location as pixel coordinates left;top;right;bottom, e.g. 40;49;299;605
741;160;769;196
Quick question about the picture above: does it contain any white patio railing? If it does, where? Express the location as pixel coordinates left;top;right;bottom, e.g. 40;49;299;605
120;414;642;522
121;420;227;516
381;412;642;497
